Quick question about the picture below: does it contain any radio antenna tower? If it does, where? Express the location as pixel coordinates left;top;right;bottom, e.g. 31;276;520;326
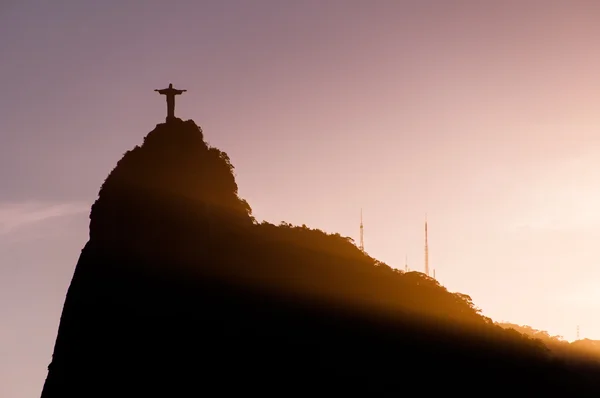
577;325;580;340
405;255;408;272
359;209;364;252
424;214;429;276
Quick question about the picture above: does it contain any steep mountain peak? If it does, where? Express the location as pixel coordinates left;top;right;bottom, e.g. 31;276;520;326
88;118;252;245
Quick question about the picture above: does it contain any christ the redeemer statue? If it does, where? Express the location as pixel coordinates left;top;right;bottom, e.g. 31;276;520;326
155;83;187;121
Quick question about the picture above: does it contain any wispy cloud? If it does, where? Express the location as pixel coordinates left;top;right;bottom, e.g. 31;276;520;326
0;201;89;235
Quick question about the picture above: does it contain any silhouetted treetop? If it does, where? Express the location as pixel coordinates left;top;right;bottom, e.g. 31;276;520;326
497;322;600;362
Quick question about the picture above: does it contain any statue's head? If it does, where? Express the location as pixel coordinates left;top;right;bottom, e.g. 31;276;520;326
169;83;173;88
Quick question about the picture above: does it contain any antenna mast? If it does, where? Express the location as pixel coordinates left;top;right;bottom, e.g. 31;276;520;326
405;255;408;272
359;209;364;252
424;215;429;276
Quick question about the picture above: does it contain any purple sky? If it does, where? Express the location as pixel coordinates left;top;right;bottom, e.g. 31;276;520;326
4;1;600;396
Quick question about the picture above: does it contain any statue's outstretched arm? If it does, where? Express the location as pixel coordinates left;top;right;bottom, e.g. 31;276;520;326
154;89;160;92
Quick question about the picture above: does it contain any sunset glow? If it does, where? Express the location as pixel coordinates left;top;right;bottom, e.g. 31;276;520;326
4;1;600;396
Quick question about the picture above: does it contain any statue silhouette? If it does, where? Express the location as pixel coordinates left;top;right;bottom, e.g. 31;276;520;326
155;83;187;121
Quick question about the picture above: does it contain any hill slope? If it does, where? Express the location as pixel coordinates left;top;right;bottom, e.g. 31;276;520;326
41;118;600;396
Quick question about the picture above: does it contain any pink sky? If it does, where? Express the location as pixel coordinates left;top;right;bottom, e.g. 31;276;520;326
3;1;600;396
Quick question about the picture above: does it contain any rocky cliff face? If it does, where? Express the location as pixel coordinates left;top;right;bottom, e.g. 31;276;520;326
41;118;600;397
41;118;255;397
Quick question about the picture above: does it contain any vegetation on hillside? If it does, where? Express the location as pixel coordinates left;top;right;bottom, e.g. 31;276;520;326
498;322;600;362
42;118;600;397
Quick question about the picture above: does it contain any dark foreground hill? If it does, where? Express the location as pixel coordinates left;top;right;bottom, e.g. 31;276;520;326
41;118;600;396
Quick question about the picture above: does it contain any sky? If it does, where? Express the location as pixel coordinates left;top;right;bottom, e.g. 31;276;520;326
3;0;600;396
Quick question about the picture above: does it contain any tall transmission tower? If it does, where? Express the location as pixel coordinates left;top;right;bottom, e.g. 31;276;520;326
424;215;429;276
359;209;364;252
405;255;409;272
577;325;580;340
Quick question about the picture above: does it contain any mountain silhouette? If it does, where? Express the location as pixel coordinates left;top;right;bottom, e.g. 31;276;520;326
41;117;600;397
